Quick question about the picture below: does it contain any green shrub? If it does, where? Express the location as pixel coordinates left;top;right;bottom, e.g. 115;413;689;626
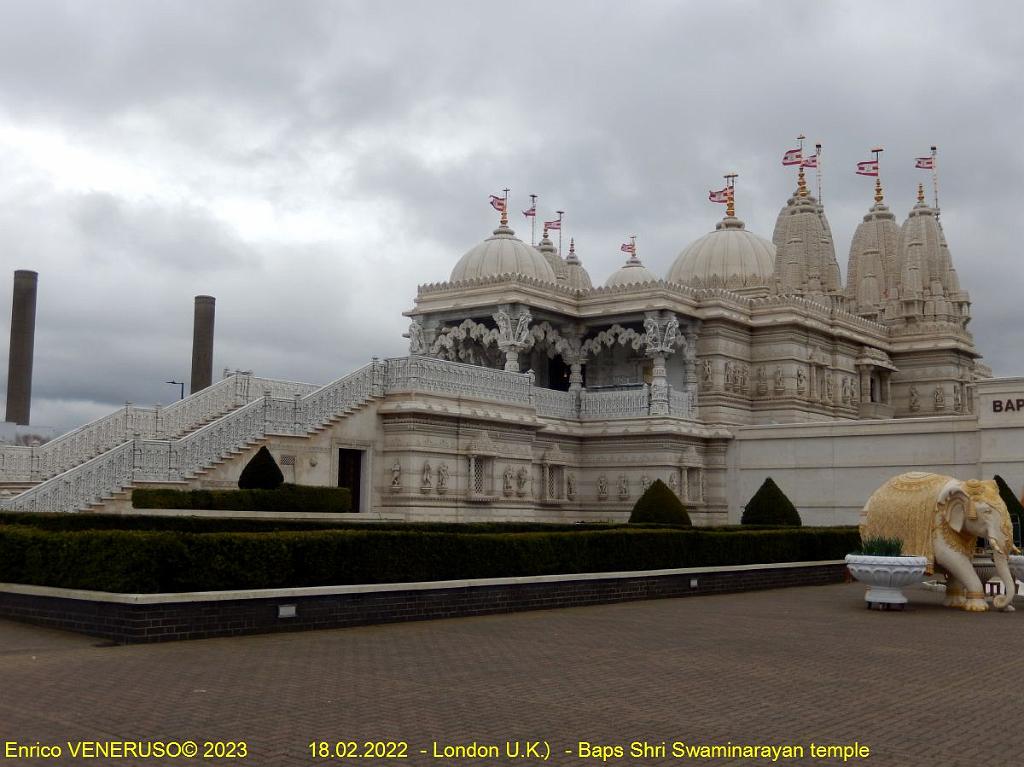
629;479;691;525
741;477;802;526
238;446;284;489
0;523;859;593
131;484;351;513
857;536;903;556
993;474;1023;546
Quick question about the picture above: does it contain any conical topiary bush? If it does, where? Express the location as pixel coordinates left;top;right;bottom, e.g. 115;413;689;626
238;445;284;490
741;477;801;526
629;479;691;525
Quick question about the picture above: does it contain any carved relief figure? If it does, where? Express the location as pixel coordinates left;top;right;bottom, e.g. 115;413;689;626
756;366;767;396
503;466;515;496
825;374;834;402
421;460;432;488
515;466;529;496
618;474;629;499
702;359;713;389
390;461;402;490
796;367;806;394
566;473;576;500
909;385;920;412
597;474;609;499
860;473;1019;611
850;377;859;405
953;385;963;413
934;385;946;411
437;463;449;493
739;365;748;393
724;362;734;392
773;366;784;394
668;471;679;493
641;474;651;493
841;377;850;404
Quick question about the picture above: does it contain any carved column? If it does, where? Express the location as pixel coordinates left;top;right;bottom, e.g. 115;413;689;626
644;312;679;416
494;307;532;373
683;323;700;415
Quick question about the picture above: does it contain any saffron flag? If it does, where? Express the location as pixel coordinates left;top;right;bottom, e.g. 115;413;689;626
801;155;818;168
621;242;636;254
915;157;935;170
489;194;507;212
709;187;730;203
544;219;562;230
856;160;879;177
523;205;536;217
782;148;803;166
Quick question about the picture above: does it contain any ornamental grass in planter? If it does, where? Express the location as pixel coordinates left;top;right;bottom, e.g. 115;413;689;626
845;536;927;610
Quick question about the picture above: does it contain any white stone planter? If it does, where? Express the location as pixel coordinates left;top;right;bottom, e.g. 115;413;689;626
845;554;928;608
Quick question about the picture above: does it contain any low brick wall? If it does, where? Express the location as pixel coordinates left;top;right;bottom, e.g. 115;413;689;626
0;560;846;644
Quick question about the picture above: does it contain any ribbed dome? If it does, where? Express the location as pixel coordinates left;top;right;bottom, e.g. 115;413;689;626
605;252;658;287
564;238;592;290
667;217;775;289
449;222;556;282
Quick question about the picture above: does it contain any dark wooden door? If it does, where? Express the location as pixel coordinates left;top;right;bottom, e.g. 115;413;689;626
337;449;362;512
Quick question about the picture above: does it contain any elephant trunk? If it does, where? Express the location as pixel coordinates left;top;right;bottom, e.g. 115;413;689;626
992;550;1017;610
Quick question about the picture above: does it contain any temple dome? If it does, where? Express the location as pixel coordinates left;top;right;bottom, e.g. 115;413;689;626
449;222;556;282
667;216;775;289
563;238;592;290
604;251;658;287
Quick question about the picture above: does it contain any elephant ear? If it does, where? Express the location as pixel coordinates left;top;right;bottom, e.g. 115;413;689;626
939;483;972;532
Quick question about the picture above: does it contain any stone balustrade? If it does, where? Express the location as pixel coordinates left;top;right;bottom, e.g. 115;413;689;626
1;356;699;512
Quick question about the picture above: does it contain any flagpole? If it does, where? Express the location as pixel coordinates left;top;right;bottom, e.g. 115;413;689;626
815;143;823;203
931;145;940;216
530;193;537;245
502;187;510;226
556;210;564;255
724;173;737;217
797;134;805;190
871;147;884;203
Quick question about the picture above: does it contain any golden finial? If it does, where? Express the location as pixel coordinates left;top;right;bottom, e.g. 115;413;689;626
569;237;575;254
874;177;883;204
500;187;509;226
798;165;808;197
724;173;738;218
917;182;925;204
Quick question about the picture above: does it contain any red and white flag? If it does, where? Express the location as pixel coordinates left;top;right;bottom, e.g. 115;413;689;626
522;205;536;217
915;157;935;170
489;194;507;212
621;242;636;254
801;155;818;168
544;218;562;230
782;148;803;166
855;160;879;177
709;187;730;203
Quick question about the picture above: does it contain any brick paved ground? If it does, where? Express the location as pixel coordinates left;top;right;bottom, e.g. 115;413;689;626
0;583;1020;767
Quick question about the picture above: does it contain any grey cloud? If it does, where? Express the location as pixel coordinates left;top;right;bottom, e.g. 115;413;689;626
0;0;1022;431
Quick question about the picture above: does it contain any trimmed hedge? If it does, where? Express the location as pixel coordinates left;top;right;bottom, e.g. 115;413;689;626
629;479;691;525
0;523;859;593
132;484;352;514
742;477;802;526
238;446;284;490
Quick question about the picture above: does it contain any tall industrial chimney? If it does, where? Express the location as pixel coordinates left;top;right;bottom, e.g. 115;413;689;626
190;295;215;394
6;270;38;425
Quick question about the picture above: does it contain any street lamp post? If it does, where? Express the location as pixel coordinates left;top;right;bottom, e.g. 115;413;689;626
165;380;185;400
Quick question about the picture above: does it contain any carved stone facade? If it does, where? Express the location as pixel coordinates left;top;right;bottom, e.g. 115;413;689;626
1;172;996;527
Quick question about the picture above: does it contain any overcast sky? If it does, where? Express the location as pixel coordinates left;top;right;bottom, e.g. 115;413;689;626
1;1;1022;432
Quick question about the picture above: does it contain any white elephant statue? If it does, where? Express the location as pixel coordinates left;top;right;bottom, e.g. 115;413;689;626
860;472;1020;611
